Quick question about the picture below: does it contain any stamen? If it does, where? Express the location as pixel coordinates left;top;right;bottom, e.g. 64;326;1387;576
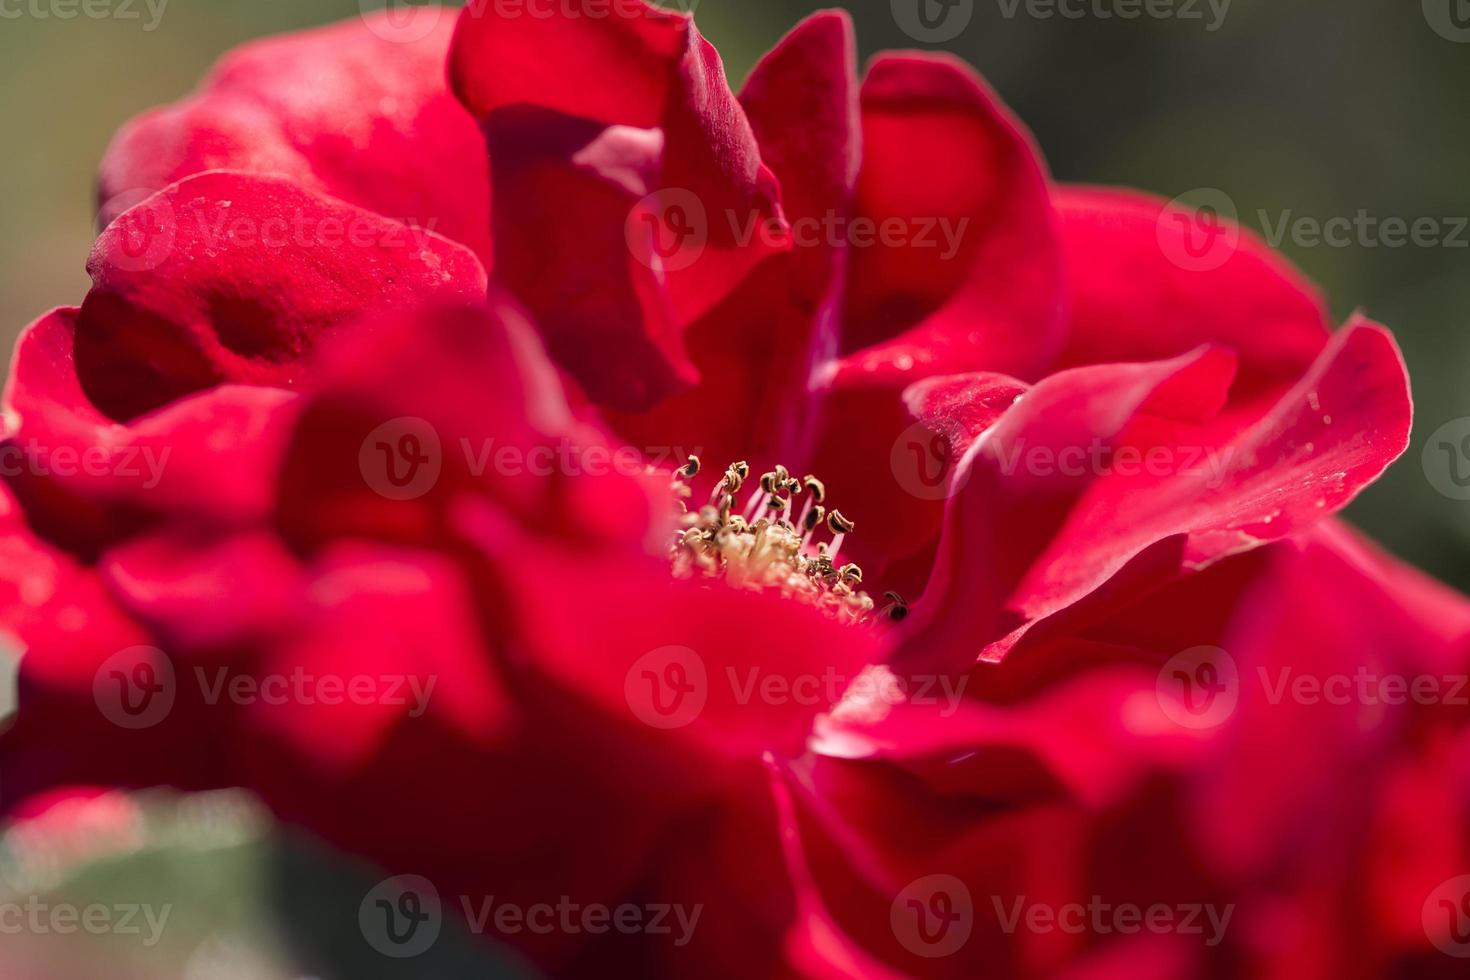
670;459;884;626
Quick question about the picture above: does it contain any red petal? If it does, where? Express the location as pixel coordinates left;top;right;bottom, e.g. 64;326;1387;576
274;296;659;554
80;171;486;421
803;53;1062;575
604;10;862;469
904;318;1411;671
834;52;1064;380
1053;185;1329;409
449;0;786;411
3;308;300;552
98;10;492;263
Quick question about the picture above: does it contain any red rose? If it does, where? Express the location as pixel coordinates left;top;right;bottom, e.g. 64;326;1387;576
0;4;1465;978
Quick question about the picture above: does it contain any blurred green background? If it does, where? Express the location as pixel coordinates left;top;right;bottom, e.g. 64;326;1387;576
1;0;1468;588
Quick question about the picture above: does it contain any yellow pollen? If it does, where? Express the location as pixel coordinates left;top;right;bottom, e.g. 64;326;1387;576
667;457;907;626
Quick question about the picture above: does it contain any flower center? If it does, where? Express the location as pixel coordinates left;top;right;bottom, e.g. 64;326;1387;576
667;456;906;626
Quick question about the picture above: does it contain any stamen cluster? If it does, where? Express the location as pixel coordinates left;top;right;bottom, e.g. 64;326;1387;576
668;457;906;626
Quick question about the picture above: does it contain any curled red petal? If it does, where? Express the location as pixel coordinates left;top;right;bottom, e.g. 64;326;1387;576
81;171;486;421
98;9;492;263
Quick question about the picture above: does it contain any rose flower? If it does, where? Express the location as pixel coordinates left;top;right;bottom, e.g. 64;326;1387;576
0;4;1466;978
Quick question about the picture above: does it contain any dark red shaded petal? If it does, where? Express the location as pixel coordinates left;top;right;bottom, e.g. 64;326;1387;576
80;171;486;421
0;485;232;809
604;11;861;469
835;372;1028;601
450;0;776;222
449;0;787;412
455;496;885;768
98;9;492;262
835;52;1063;381
3;308;301;553
1053;186;1329;409
801;53;1062;579
901;318;1410;670
275;297;660;555
796;519;1470;977
1190;527;1470;879
244;543;510;772
481;115;695;410
101;530;305;652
